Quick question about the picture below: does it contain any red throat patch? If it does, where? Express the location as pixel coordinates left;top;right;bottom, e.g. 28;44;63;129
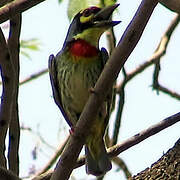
69;39;99;57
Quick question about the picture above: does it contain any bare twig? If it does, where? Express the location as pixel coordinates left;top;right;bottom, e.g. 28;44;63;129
0;68;48;86
33;111;180;180
50;1;158;180
36;136;69;176
156;85;180;100
112;87;125;145
7;13;22;175
152;14;180;99
75;111;180;168
116;14;180;98
0;0;46;24
19;68;48;85
106;28;116;55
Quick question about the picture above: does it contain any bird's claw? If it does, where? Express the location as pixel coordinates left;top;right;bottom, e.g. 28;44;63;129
69;127;75;135
89;87;96;94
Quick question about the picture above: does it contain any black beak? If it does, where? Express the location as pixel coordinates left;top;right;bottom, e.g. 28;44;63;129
92;4;121;28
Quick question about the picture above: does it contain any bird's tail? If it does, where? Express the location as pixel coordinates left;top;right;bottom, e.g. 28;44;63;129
85;140;112;176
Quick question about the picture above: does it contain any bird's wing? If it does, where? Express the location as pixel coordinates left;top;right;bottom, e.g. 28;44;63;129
100;47;109;67
48;54;73;127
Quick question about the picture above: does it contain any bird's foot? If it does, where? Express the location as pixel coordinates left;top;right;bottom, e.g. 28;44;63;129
69;127;75;135
89;87;96;94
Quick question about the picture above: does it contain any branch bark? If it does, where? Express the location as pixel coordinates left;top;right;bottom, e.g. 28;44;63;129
50;0;158;179
116;14;180;101
159;0;180;14
7;14;22;175
33;111;180;180
130;138;180;179
0;28;15;169
0;0;46;24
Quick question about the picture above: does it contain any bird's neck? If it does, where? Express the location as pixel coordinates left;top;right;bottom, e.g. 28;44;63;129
69;39;99;58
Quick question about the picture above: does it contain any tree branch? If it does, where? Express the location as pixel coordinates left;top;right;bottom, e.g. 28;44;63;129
116;14;180;97
159;0;180;14
0;0;46;24
50;0;158;179
75;111;180;168
0;28;15;169
7;13;22;176
33;111;180;180
0;167;21;180
35;136;69;176
19;68;48;85
130;138;180;179
112;86;125;145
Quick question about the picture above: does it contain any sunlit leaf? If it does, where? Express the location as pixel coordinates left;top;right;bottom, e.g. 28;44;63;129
58;0;63;3
20;39;41;59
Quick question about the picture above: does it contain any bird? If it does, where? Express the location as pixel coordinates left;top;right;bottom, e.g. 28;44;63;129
48;4;120;176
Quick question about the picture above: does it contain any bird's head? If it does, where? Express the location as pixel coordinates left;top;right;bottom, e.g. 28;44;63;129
64;4;120;48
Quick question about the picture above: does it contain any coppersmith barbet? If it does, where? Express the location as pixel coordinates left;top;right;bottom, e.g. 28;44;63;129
49;4;120;176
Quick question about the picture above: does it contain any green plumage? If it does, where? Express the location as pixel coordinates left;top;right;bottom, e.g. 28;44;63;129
49;47;112;176
48;4;120;176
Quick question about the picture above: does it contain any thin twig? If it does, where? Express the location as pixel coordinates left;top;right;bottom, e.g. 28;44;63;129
156;84;180;100
116;14;180;99
152;14;180;98
34;111;180;180
112;87;125;145
35;136;69;176
19;68;48;85
0;68;48;86
75;111;180;168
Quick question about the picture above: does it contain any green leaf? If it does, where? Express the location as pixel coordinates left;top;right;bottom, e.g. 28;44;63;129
58;0;63;3
20;39;41;59
20;39;41;51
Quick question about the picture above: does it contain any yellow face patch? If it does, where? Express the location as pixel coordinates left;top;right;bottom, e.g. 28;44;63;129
80;14;93;23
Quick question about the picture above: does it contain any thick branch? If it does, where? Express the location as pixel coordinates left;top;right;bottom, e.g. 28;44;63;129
75;111;180;168
159;0;180;14
50;1;158;180
0;167;21;180
0;28;15;168
7;14;22;175
130;138;180;179
33;111;180;180
0;0;46;24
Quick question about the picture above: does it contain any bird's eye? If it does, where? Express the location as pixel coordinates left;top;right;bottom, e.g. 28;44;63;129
80;7;101;23
83;9;91;17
